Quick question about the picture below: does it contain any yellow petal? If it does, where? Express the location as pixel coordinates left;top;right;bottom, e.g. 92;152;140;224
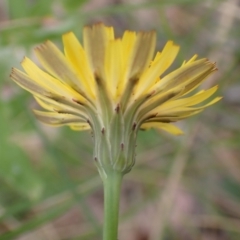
157;108;201;117
141;122;184;135
70;124;90;131
154;97;221;117
161;85;219;109
34;40;86;96
191;96;222;110
83;23;114;79
181;54;198;66
134;41;180;99
11;66;88;119
119;31;156;109
10;68;53;98
116;31;137;97
147;110;202;122
62;32;95;98
21;57;85;103
104;39;123;98
34;97;87;119
33;110;85;126
180;68;217;96
152;59;216;95
137;88;182;123
128;31;156;79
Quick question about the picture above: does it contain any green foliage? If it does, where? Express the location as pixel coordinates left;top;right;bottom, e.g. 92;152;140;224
8;0;52;18
0;100;43;200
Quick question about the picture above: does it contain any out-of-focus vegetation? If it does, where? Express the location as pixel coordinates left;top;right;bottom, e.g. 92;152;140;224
0;0;240;239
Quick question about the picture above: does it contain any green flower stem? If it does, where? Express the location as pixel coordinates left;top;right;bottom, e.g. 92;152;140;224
103;170;123;240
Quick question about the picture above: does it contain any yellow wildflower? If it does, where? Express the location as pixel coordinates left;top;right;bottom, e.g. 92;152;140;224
11;23;220;174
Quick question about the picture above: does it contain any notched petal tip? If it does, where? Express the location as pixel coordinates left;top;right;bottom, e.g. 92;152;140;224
9;68;20;79
138;30;156;37
9;67;16;77
84;22;109;32
87;22;105;27
20;56;27;65
63;31;74;37
166;40;179;47
205;60;217;68
34;40;51;52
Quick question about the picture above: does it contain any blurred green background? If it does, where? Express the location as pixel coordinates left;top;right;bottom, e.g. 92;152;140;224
0;0;240;239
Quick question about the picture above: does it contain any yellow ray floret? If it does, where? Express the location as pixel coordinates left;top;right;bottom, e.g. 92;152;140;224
62;32;96;99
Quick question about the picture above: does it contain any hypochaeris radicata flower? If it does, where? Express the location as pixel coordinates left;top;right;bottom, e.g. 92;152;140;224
10;23;221;176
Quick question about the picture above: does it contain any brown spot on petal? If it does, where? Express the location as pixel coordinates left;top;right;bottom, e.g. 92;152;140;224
72;98;84;105
146;90;156;99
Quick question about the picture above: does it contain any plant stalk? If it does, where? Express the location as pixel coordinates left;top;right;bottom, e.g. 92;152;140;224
103;171;123;240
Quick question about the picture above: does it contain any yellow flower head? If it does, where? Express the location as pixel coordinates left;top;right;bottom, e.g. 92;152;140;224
11;23;220;175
